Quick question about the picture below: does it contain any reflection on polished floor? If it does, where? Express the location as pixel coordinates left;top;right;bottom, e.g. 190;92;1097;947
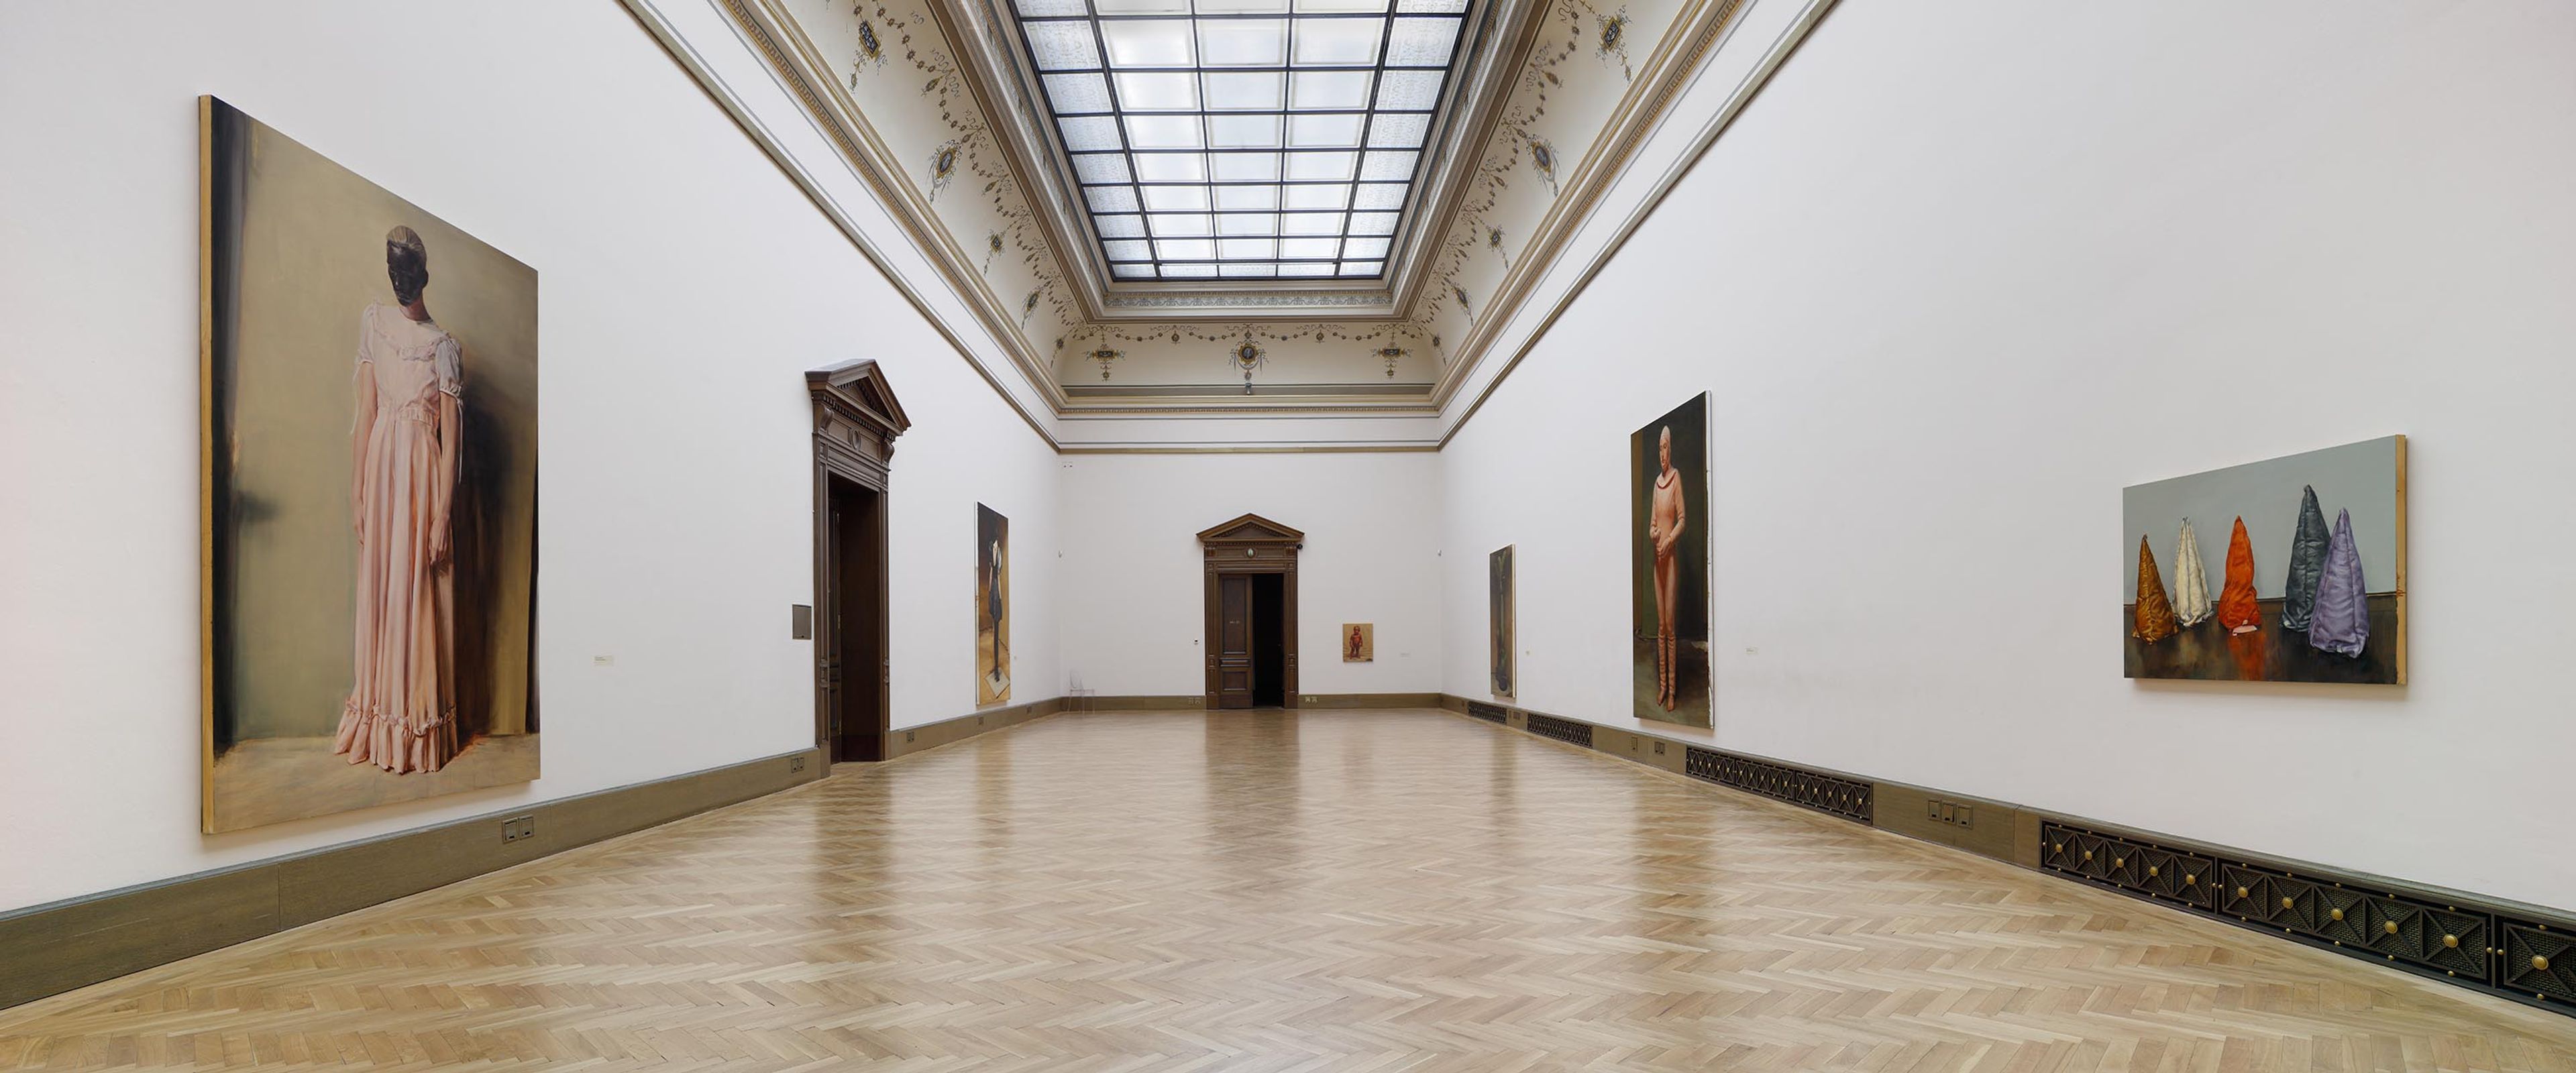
3;710;2571;1070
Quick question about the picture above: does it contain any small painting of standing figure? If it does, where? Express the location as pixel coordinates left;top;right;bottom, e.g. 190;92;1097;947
1342;623;1373;663
975;504;1012;705
201;97;539;833
1631;394;1711;728
2121;436;2406;683
1489;545;1515;699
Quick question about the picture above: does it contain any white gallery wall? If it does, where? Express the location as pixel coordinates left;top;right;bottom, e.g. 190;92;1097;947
0;1;1058;913
1440;1;2576;909
1059;453;1443;700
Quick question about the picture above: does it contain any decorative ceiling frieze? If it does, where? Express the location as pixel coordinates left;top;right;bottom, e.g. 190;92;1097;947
719;0;1750;411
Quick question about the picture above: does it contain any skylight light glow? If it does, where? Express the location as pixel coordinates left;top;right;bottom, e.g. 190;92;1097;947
1014;0;1470;280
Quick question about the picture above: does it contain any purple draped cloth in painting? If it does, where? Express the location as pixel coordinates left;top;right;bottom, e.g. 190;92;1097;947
2279;486;2331;633
2308;508;2370;657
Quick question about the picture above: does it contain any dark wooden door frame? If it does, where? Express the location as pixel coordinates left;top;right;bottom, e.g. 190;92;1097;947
1197;514;1304;710
808;359;910;771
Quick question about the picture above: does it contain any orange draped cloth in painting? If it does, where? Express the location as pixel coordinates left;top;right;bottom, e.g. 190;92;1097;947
2217;516;2261;634
2133;536;2178;644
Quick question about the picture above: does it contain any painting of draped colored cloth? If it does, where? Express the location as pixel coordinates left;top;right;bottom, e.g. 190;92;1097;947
2119;437;2405;685
201;98;539;833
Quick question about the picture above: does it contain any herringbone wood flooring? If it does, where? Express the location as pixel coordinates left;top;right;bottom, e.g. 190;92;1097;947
3;710;2570;1070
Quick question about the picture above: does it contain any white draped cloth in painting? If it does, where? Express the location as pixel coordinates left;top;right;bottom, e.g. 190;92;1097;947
2172;517;2213;627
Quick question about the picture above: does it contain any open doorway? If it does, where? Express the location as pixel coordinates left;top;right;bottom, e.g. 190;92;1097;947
1250;573;1285;707
806;359;910;771
824;477;885;761
1198;514;1303;710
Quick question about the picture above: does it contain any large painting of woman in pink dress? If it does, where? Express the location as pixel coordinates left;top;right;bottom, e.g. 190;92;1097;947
335;227;464;775
201;98;539;833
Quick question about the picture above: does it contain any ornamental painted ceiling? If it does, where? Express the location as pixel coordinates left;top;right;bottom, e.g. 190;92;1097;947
707;0;1748;408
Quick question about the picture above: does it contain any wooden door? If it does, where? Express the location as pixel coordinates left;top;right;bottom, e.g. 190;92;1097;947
822;493;847;746
1216;573;1254;709
825;480;886;762
807;359;909;771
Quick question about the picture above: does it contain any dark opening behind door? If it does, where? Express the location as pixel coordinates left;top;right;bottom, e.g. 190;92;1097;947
826;477;885;761
1251;573;1285;707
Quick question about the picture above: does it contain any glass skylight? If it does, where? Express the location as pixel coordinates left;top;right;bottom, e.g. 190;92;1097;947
1014;0;1471;281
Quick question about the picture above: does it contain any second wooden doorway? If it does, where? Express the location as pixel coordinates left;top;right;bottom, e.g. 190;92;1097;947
1199;514;1303;710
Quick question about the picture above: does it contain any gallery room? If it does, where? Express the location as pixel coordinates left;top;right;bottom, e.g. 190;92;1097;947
1;0;2571;1066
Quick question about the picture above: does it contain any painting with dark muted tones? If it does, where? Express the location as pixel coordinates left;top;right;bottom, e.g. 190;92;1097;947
976;504;1012;705
1342;623;1373;663
1489;545;1515;699
2122;436;2406;684
202;97;540;833
1631;394;1710;728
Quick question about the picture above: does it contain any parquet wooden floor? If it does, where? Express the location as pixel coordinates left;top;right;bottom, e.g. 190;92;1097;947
3;710;2571;1070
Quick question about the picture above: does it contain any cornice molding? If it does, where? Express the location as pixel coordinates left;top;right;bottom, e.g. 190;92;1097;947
1385;0;1552;317
1435;0;1838;445
616;0;1063;445
728;0;1075;413
932;0;1120;322
1428;0;1747;408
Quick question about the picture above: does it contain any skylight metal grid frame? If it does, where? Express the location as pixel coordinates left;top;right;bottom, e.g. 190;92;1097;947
1012;0;1472;282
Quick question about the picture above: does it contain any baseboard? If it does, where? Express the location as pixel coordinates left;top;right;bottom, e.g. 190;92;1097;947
1436;693;2576;1019
884;696;1067;759
1069;694;1203;712
0;745;823;1012
1297;691;1442;709
1063;694;1440;712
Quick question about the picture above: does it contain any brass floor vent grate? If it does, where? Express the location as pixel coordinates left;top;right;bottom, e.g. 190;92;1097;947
1525;713;1593;748
1466;701;1509;724
1683;746;1873;823
2039;820;2576;1016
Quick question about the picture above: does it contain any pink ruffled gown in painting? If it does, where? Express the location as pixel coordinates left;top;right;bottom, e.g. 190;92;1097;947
335;302;462;773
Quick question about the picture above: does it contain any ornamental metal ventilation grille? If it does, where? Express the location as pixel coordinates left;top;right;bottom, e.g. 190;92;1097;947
2039;820;2576;1015
1524;712;1592;748
1683;746;1874;824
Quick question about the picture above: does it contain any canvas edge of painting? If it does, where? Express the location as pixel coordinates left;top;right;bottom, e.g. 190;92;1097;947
1490;544;1515;700
199;95;221;834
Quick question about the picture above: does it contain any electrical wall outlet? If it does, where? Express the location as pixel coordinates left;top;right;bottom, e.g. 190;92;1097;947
1925;799;1974;828
905;730;916;744
789;755;807;774
501;814;537;842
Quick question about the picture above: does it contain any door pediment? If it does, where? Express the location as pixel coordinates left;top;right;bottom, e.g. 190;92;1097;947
1197;513;1305;548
